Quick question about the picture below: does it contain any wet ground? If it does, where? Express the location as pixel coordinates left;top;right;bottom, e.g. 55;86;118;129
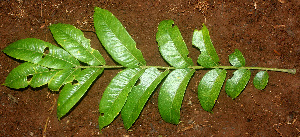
0;0;299;136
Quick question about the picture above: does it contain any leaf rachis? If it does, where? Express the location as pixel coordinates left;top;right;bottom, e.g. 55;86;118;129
2;7;296;132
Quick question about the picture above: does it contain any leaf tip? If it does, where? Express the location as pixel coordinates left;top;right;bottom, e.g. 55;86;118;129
124;125;131;130
288;69;296;74
230;96;237;100
57;114;63;120
98;117;107;131
94;6;101;12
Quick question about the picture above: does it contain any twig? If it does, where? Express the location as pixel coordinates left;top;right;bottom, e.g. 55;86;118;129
43;96;56;137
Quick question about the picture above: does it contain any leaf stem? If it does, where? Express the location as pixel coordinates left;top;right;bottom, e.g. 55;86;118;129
77;65;124;69
191;66;296;74
77;65;296;74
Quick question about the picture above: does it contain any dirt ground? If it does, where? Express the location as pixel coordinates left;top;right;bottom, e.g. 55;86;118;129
0;0;299;136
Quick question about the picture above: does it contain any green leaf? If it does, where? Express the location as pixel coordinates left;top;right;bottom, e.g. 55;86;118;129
229;49;246;67
48;68;81;91
253;71;269;90
29;70;59;88
93;7;146;68
4;62;49;89
2;38;80;69
156;20;193;68
49;23;106;66
198;69;226;112
192;24;219;68
121;68;169;129
57;68;104;119
98;68;145;130
225;69;251;99
198;53;218;68
158;69;195;124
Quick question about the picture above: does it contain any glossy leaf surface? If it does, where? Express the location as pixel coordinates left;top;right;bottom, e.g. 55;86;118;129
253;71;269;90
156;20;193;68
198;53;218;68
98;68;145;130
229;49;246;67
121;68;169;129
94;7;146;68
2;38;80;69
57;68;104;119
225;69;251;99
198;69;226;112
192;24;219;68
50;23;106;66
158;69;195;124
4;62;49;89
29;70;59;88
48;68;81;91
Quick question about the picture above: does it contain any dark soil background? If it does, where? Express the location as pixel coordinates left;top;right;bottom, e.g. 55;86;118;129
0;0;299;136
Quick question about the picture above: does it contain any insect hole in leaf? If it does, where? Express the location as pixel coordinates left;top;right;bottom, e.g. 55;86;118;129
72;79;79;85
134;79;141;86
42;47;49;58
27;75;33;82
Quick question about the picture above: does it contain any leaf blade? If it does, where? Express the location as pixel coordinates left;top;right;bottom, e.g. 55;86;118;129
57;68;104;119
198;53;218;68
229;49;246;67
192;24;219;68
49;23;106;66
121;68;169;129
4;62;49;89
2;38;80;69
156;20;193;68
198;69;226;112
93;7;146;68
253;71;269;90
29;70;59;88
158;69;195;124
225;69;251;99
48;68;81;91
98;68;145;130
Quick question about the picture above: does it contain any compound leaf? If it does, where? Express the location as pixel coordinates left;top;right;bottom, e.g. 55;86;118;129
57;68;104;119
229;49;246;67
121;68;169;129
94;7;146;68
48;68;81;91
49;23;106;66
158;68;195;124
2;38;80;69
225;69;251;99
192;24;219;68
156;20;193;68
253;71;269;90
4;62;49;89
198;69;226;112
98;68;145;130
